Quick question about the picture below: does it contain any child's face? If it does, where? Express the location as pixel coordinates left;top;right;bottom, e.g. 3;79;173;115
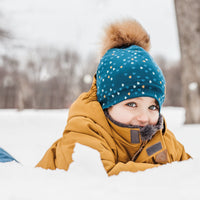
108;97;159;127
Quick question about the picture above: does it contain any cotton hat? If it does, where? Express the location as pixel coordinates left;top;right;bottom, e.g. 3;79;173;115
96;19;166;110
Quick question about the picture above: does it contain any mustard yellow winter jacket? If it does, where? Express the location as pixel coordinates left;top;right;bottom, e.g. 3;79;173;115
36;78;191;176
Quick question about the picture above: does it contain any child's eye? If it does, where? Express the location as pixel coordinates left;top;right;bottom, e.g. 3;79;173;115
126;102;137;107
149;105;159;111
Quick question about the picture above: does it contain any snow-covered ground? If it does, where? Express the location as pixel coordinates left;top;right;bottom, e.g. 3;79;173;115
0;107;199;200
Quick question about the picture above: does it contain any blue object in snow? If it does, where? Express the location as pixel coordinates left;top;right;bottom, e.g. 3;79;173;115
0;147;18;163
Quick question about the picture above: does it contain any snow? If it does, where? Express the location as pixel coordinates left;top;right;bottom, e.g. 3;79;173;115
0;107;199;200
189;82;198;91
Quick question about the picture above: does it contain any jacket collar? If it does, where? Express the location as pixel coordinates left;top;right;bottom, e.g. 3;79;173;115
105;109;164;143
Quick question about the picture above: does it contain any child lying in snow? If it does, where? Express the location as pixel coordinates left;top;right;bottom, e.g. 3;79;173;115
36;19;191;176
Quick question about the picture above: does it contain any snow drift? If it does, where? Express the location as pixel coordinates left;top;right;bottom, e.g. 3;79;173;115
0;107;199;200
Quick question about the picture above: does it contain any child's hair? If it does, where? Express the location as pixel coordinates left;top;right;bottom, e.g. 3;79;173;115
96;19;166;111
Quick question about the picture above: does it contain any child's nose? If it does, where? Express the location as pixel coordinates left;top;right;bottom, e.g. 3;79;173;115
135;110;149;126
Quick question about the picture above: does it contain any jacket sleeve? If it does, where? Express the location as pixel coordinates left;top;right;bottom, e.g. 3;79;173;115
106;161;159;176
170;139;191;161
164;129;191;162
36;128;191;175
36;138;75;171
36;133;160;175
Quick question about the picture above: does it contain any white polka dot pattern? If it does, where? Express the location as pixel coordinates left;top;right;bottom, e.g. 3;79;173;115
96;45;166;110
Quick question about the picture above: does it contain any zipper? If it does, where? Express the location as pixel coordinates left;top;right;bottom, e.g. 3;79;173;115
131;141;147;161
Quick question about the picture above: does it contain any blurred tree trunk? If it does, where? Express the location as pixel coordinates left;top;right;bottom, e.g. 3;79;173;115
174;0;200;124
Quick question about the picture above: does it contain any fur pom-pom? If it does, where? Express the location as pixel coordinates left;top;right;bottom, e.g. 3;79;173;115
100;19;151;57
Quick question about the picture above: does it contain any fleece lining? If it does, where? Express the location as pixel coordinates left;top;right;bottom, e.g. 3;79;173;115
104;109;163;142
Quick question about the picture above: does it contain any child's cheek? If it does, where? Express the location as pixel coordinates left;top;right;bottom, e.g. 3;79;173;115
116;109;135;125
150;112;159;125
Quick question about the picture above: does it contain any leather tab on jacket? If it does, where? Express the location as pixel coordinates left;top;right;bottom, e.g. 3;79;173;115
146;142;162;156
131;130;140;144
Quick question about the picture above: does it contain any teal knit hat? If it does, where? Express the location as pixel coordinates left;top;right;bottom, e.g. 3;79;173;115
96;20;166;110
